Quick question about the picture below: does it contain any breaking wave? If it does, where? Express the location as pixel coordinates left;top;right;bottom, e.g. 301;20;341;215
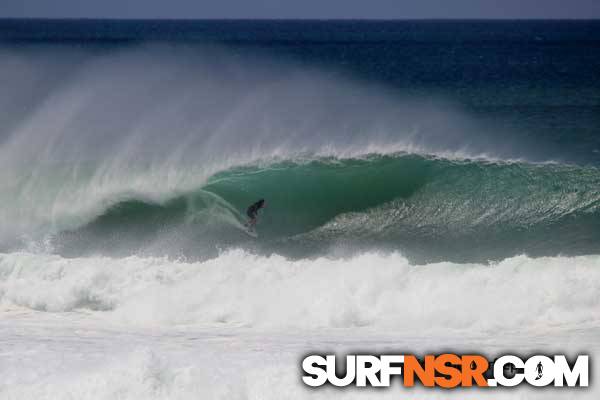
1;43;598;263
2;249;599;333
44;154;600;262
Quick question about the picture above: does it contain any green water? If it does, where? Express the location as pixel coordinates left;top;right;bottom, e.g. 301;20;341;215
53;154;600;262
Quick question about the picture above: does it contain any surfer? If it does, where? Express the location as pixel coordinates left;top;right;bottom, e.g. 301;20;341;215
246;199;266;229
535;361;543;380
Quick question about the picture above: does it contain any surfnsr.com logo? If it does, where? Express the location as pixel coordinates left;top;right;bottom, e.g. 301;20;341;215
302;354;589;388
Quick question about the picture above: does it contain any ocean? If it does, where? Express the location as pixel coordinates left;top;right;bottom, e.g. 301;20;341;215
1;19;599;399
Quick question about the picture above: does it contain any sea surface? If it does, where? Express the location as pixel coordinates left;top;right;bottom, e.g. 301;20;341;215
1;19;599;399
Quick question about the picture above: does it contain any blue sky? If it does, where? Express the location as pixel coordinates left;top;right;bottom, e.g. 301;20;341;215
1;0;599;19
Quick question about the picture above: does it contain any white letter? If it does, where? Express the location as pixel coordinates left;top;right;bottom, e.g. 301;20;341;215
525;356;554;386
554;355;589;387
356;355;383;387
302;355;327;387
493;355;524;387
328;355;356;387
380;355;404;386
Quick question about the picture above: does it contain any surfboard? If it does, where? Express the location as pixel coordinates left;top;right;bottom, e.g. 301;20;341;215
244;227;258;238
242;222;258;237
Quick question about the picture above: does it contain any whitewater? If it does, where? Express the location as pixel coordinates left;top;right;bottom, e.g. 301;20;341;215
1;20;600;399
2;251;599;399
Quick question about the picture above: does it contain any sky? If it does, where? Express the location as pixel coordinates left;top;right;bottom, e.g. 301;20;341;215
1;0;599;19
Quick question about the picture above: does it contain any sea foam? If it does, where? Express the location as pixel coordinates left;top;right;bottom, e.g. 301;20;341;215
1;250;598;334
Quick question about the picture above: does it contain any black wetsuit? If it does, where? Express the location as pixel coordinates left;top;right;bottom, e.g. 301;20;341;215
247;200;264;219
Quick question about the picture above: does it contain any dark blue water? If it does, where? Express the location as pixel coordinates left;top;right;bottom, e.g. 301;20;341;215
2;19;600;164
1;19;600;261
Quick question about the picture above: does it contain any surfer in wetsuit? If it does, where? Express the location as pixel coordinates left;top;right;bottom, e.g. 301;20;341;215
246;199;266;229
535;361;543;380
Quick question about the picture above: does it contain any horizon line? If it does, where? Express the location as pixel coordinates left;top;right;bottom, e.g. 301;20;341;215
1;17;600;22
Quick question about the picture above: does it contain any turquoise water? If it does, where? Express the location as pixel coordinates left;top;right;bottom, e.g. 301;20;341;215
1;20;599;262
53;155;600;262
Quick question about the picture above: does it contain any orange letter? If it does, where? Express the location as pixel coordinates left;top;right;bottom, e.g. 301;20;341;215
403;355;435;387
461;355;489;387
434;354;462;388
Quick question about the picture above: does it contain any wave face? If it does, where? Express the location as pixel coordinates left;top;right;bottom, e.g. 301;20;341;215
44;154;599;263
0;37;599;263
